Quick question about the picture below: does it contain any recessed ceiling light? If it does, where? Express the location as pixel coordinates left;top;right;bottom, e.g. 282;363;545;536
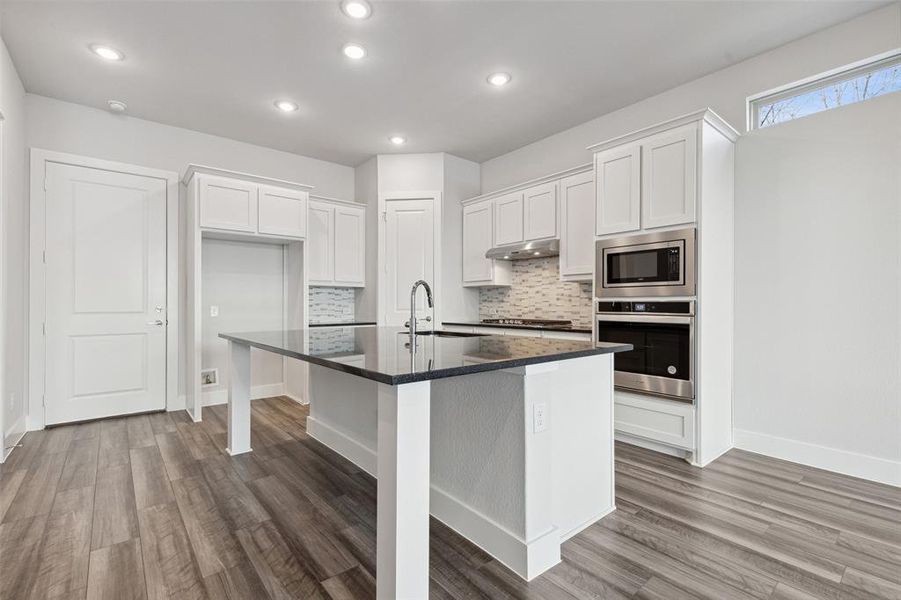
342;43;366;60
487;72;511;87
107;100;127;113
274;100;299;113
340;0;372;19
90;44;124;61
389;135;406;145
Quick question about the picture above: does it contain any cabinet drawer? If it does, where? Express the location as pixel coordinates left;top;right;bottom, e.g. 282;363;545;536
258;185;307;238
614;391;694;449
199;176;258;233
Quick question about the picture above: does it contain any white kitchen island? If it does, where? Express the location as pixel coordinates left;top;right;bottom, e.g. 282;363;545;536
220;326;630;599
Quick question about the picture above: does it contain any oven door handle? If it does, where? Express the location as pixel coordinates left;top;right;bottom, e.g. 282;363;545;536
596;314;693;325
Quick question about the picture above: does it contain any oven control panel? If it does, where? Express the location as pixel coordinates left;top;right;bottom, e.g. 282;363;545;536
596;301;693;315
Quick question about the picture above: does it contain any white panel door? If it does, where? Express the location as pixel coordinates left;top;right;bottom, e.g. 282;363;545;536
44;163;167;425
384;199;434;325
494;191;524;246
559;171;595;279
334;205;365;286
258;185;307;239
307;201;334;284
523;182;557;241
199;175;258;233
462;200;494;283
641;123;698;229
595;145;641;235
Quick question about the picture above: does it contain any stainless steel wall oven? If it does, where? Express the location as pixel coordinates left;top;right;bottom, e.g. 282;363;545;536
596;301;695;401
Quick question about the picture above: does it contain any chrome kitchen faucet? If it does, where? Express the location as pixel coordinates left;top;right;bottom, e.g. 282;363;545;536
407;279;433;343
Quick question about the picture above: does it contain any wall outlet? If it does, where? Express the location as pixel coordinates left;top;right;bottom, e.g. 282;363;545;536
210;305;219;317
533;402;548;433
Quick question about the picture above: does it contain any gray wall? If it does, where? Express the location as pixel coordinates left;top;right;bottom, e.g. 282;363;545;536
734;93;901;484
479;3;901;193
0;34;27;445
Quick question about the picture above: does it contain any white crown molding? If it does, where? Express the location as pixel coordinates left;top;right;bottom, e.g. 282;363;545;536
309;193;366;208
182;163;314;190
587;107;740;154
461;162;592;206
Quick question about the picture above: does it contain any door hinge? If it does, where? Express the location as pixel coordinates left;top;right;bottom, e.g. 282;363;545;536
382;211;387;221
42;322;46;335
43;178;48;192
42;250;47;264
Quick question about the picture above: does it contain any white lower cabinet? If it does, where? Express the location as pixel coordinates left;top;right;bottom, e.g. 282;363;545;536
308;198;366;287
614;391;695;450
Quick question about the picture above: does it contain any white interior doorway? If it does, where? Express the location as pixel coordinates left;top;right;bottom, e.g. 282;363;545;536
29;150;178;428
378;192;441;326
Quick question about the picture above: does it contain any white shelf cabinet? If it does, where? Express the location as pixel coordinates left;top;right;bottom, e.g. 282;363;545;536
592;118;701;235
493;191;525;246
463;200;511;287
461;164;591;286
559;170;595;281
258;184;307;239
308;197;366;288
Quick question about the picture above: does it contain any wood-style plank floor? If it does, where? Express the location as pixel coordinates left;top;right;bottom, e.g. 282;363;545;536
1;397;899;599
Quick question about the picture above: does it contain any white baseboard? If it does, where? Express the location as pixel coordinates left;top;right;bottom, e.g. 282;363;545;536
615;431;692;460
202;382;286;407
283;392;308;405
2;416;28;463
307;416;377;476
734;429;901;488
307;415;559;580
558;505;615;542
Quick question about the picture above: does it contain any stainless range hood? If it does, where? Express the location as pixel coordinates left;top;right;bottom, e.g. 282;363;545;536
485;239;559;260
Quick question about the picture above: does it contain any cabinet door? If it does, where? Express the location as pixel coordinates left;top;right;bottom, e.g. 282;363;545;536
199;175;258;233
641;123;697;229
523;182;557;241
595;145;640;236
334;206;365;287
559;171;595;280
494;191;524;246
307;202;334;284
462;201;494;283
258;185;307;238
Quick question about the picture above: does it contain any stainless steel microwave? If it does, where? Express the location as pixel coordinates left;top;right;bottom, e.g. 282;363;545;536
595;227;696;298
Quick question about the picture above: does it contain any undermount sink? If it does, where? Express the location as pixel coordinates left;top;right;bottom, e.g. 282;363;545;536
399;330;487;338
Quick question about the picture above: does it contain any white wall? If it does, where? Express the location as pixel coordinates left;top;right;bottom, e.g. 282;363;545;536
25;94;356;406
480;3;901;193
372;152;479;324
355;156;379;321
734;93;901;486
0;34;27;456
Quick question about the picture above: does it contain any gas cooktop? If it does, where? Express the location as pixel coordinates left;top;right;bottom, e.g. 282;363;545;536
481;318;573;327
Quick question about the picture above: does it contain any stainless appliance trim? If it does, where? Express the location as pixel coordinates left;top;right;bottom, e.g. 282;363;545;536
595;227;696;298
595;303;695;401
486;238;559;260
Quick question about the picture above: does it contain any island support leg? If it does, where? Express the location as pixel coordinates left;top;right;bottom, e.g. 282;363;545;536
376;380;431;600
226;341;252;455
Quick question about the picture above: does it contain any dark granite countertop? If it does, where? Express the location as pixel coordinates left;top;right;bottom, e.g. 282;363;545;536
443;321;592;334
308;321;377;328
220;326;630;385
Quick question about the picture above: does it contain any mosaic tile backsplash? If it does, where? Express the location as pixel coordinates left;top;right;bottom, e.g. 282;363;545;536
479;257;593;328
308;286;356;324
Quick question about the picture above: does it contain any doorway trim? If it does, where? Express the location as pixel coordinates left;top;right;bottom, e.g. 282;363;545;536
377;190;442;326
28;149;179;430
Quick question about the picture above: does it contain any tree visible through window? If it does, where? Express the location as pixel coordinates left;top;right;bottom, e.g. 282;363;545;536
751;54;901;129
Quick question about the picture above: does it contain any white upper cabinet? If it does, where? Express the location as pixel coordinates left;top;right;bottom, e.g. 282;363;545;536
199;175;258;233
333;205;365;286
641;122;698;229
494;191;524;246
463;200;510;286
308;198;366;288
307;201;334;284
595;145;640;236
559;171;595;280
523;182;558;241
258;184;307;239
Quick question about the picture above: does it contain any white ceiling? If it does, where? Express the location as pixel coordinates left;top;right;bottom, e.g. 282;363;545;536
0;1;886;166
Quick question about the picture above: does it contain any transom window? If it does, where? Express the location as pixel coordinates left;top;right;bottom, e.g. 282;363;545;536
749;52;901;130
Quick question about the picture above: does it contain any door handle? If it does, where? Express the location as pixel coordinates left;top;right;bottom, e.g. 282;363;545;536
147;319;164;326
